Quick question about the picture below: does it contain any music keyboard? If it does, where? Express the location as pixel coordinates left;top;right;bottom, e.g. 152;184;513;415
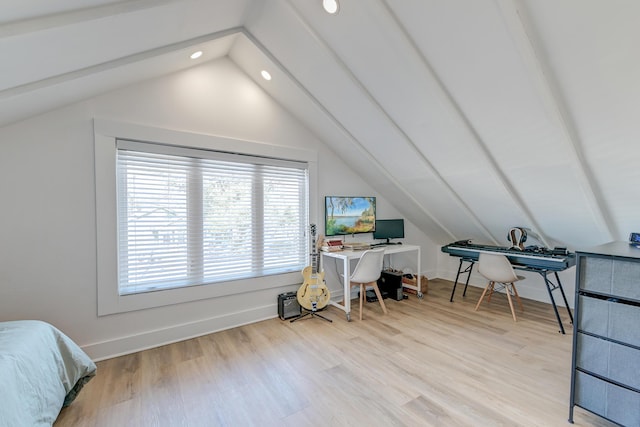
441;242;575;271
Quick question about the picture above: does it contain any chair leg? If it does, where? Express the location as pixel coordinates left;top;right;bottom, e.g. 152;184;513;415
371;282;388;315
505;284;517;322
486;282;495;303
359;283;364;321
475;282;492;311
512;283;524;311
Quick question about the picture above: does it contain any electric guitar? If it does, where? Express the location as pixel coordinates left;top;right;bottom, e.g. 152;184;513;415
296;224;331;311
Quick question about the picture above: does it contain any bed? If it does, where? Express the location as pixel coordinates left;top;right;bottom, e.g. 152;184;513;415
0;320;97;426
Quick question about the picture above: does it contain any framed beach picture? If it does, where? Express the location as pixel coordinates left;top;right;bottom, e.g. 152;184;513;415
324;196;376;236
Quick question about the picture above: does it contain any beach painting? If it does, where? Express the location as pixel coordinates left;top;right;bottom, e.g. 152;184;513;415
325;196;376;236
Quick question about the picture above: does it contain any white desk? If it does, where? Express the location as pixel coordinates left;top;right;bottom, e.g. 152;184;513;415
321;244;422;321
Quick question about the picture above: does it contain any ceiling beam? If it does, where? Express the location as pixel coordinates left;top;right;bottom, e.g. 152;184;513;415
282;0;496;244
495;0;616;241
0;27;242;99
243;27;457;241
380;0;553;248
0;0;181;37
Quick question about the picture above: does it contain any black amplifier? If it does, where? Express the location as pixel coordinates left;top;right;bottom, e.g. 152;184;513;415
278;291;301;320
377;270;403;301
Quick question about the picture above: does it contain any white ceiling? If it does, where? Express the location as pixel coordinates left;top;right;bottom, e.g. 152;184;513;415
2;0;639;249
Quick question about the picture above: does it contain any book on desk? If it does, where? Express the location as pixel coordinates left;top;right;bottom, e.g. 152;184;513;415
321;238;343;252
341;242;371;251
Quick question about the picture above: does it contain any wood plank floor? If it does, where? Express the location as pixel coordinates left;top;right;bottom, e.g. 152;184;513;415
56;279;616;426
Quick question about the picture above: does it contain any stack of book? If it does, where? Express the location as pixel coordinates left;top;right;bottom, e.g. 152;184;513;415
342;242;370;251
321;239;343;252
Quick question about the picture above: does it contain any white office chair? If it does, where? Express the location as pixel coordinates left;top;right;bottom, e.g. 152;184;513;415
475;253;525;322
350;248;387;321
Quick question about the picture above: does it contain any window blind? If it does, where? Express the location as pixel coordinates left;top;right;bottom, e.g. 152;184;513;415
116;140;309;295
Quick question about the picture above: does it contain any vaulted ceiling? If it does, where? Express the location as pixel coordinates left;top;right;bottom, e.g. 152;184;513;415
3;0;639;249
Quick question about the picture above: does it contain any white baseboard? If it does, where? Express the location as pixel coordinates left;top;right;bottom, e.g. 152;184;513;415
83;304;276;361
83;268;566;361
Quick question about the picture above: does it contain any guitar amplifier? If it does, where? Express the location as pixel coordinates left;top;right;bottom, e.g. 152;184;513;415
377;270;403;301
278;291;301;320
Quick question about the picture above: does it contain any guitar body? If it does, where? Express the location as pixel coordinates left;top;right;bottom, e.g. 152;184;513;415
297;266;330;311
296;224;331;312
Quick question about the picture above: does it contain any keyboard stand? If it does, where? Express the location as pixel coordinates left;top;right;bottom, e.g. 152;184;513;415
448;256;573;334
449;257;475;302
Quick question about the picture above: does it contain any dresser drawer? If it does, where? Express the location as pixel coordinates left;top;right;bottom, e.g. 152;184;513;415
576;333;640;390
580;257;640;301
575;371;640;427
578;295;640;347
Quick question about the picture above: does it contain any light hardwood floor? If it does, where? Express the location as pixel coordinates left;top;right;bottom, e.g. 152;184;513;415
56;279;615;427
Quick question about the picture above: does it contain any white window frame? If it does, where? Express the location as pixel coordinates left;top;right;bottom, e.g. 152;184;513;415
95;119;318;316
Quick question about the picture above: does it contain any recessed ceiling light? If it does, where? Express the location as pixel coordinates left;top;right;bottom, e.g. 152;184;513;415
190;51;203;59
323;0;339;14
261;70;272;81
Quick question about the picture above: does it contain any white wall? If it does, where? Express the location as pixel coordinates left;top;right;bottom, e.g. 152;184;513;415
0;58;437;360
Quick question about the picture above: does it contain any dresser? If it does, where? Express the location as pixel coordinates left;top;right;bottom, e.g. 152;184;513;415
569;242;640;426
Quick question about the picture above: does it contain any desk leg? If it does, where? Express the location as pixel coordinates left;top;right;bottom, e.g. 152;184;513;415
416;247;422;298
450;259;474;302
342;258;352;321
323;254;355;321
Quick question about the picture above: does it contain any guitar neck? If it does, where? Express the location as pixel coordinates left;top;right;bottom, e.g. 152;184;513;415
310;224;319;275
311;252;319;275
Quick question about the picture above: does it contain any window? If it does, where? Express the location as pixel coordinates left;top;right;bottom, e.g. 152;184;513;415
95;120;318;315
116;140;309;295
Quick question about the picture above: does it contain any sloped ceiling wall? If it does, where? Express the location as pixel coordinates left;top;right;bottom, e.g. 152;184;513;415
2;0;639;250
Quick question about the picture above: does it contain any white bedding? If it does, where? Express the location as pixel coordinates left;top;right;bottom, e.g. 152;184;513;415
0;320;96;427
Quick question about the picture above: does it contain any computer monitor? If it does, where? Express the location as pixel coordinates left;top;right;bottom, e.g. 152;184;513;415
373;219;404;244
